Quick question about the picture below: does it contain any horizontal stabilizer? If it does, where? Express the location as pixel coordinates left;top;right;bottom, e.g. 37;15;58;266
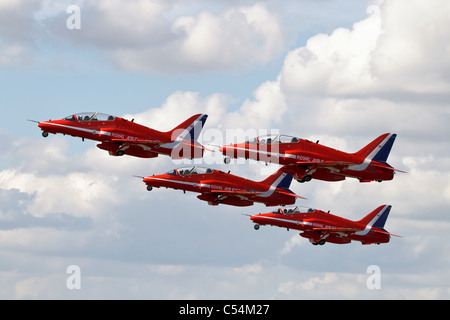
372;228;402;237
276;189;307;200
371;162;408;174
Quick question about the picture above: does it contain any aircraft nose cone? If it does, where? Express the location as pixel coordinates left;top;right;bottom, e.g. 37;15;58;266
38;121;52;137
37;121;47;129
143;176;159;185
143;177;152;184
142;177;156;191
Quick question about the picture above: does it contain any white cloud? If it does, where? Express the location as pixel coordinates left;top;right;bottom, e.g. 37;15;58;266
1;1;286;71
0;43;29;66
225;80;287;131
53;1;285;73
233;263;262;274
280;5;382;96
280;0;450;97
78;0;173;49
170;3;284;70
0;0;40;65
276;272;367;299
123;90;231;131
280;234;304;255
0;167;120;219
372;0;450;94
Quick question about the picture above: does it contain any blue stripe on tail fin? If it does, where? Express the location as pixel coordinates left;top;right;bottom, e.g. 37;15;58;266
277;173;293;190
186;114;208;142
372;134;397;163
372;205;392;229
168;114;208;142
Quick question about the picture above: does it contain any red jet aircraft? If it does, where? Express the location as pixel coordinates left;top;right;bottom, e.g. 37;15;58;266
142;166;305;207
250;204;399;245
33;112;208;159
220;133;406;183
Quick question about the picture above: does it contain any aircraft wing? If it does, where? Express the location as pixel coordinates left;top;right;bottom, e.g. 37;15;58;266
292;159;407;174
312;227;401;238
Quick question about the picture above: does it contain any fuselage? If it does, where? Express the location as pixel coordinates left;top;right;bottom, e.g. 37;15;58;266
250;208;390;245
38;112;204;159
143;167;299;207
220;136;395;182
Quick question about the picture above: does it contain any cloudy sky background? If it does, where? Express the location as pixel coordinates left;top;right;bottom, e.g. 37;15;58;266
1;0;450;299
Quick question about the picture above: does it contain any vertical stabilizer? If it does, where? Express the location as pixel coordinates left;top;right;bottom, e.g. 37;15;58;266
354;133;397;164
357;205;392;229
167;114;208;142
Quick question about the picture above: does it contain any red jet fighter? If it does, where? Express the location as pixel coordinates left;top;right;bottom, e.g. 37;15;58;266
142;166;305;207
33;112;208;159
220;133;406;183
250;204;399;245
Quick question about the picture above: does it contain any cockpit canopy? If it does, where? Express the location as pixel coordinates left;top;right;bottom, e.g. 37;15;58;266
63;112;116;122
166;166;214;176
272;206;315;214
245;134;300;144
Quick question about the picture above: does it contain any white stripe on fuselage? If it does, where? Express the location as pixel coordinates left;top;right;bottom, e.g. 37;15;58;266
354;224;372;236
254;215;307;226
146;177;208;189
42;122;112;137
227;146;297;160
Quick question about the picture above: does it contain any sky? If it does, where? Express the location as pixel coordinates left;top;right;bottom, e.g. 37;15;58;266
0;0;450;299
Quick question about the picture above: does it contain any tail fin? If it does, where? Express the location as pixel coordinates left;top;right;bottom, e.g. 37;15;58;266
354;133;397;164
167;114;208;142
261;168;293;190
357;205;392;229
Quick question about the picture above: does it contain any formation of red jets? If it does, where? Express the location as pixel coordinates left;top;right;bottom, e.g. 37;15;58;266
32;112;405;246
